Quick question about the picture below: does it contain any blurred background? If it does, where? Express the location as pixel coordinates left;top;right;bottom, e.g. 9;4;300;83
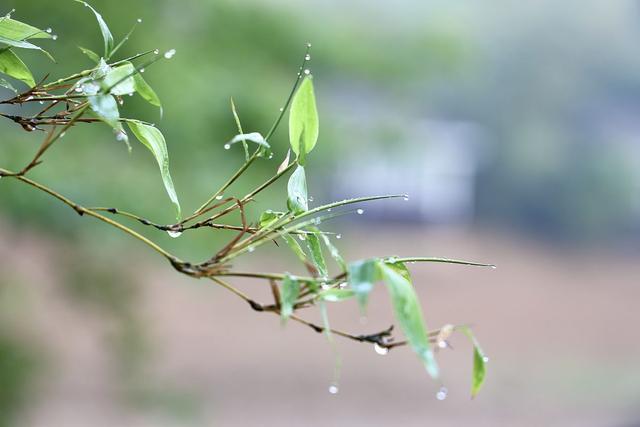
1;0;640;425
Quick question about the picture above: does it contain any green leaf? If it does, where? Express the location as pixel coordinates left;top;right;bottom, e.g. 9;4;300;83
126;120;182;221
289;76;319;164
460;327;487;398
287;165;308;214
76;0;113;58
279;275;300;323
348;259;380;312
88;93;121;129
282;233;308;265
380;261;439;378
317;288;355;302
0;76;17;93
0;35;54;61
0;48;35;87
227;132;270;149
318;232;347;272
133;72;162;112
78;46;100;63
306;232;328;278
103;63;136;95
0;18;52;40
258;210;285;228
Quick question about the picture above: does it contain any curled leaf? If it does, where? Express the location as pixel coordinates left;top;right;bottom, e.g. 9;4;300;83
126;120;182;220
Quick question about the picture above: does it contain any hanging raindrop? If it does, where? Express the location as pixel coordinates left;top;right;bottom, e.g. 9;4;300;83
224;144;231;150
374;343;389;356
137;18;142;23
336;234;341;239
356;209;364;215
436;386;448;401
167;229;182;238
46;28;53;33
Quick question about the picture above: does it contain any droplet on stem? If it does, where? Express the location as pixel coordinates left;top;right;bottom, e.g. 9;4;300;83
45;28;52;34
167;229;182;238
215;195;223;200
304;69;311;75
153;49;160;55
374;343;389;356
403;194;409;201
304;54;311;61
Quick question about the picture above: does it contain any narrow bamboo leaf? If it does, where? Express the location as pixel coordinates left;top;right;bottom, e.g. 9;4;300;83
126;120;182;220
318;232;347;272
0;48;35;87
306;232;328;278
0;35;54;61
228;132;270;148
78;46;100;63
348;259;380;312
282;233;308;265
277;149;291;174
287;164;308;214
230;98;249;159
0;18;52;40
461;327;488;398
288;76;318;164
380;261;439;378
88;93;127;142
133;72;162;112
317;288;355;302
76;0;113;57
103;63;136;95
279;274;300;323
258;210;285;228
0;77;17;92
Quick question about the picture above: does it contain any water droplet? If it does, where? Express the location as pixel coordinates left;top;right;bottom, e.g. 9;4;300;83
128;93;134;97
46;28;52;34
60;132;66;138
490;265;497;270
304;69;311;75
167;229;182;238
437;340;448;349
336;234;341;239
327;208;332;212
482;356;490;363
374;343;389;356
328;384;339;394
279;107;284;112
215;195;223;200
224;144;231;150
153;49;160;55
403;194;409;201
140;68;145;73
387;256;397;264
5;9;15;18
38;100;44;105
137;18;143;23
306;42;312;48
74;86;83;93
356;209;364;215
268;153;274;159
115;132;127;141
118;98;124;105
320;283;330;290
298;234;306;241
305;54;311;61
436;386;448;401
52;34;58;40
163;49;176;59
308;196;314;202
248;246;255;253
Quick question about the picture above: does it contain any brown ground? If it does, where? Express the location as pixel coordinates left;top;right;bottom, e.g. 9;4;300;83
1;221;639;426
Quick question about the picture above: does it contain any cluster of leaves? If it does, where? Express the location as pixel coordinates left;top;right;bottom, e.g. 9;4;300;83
0;3;491;398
